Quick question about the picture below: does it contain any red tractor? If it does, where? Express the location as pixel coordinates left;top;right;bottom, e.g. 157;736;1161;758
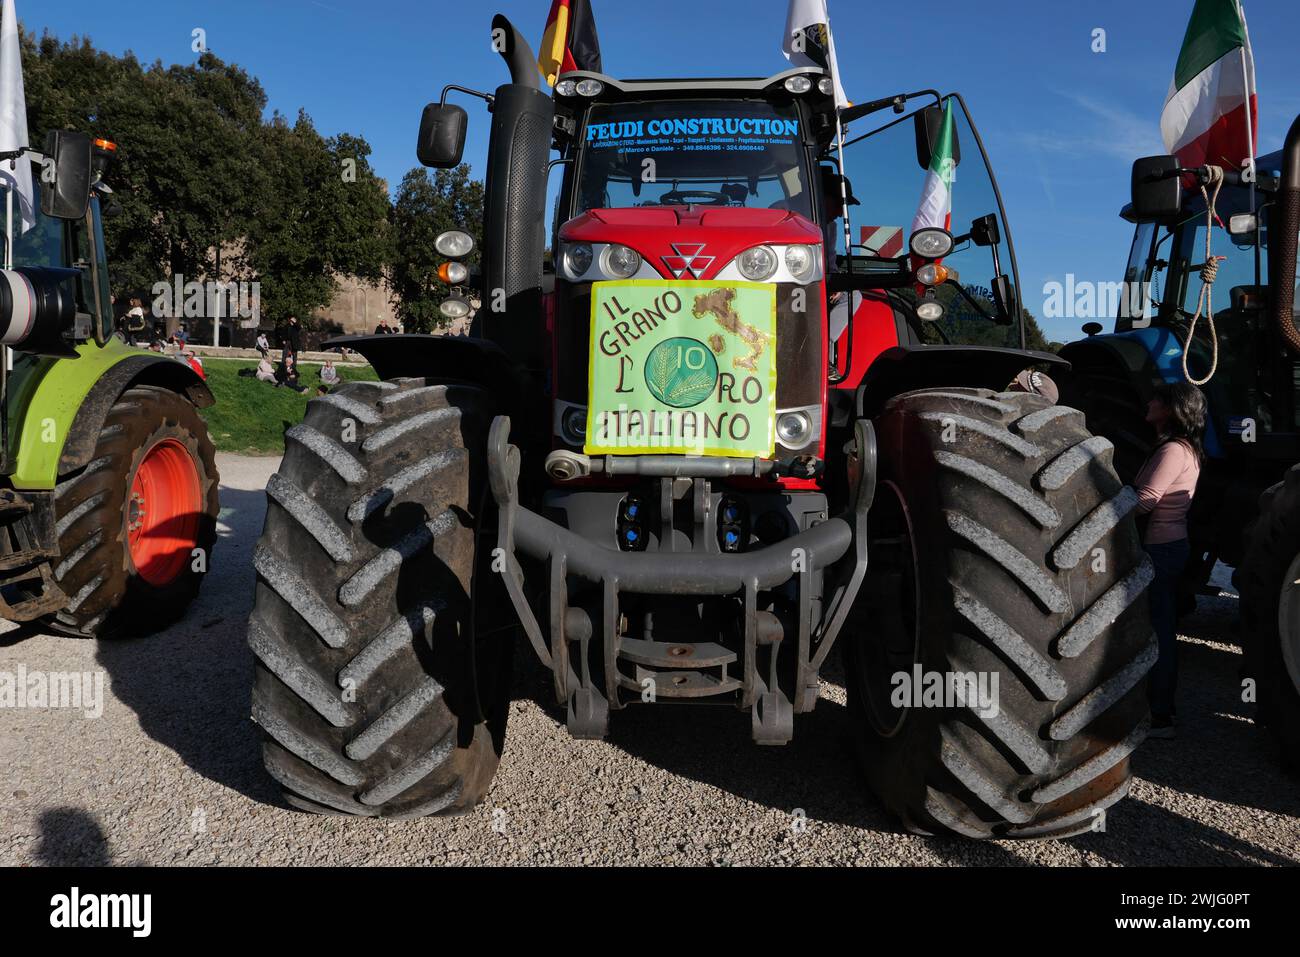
247;15;1154;839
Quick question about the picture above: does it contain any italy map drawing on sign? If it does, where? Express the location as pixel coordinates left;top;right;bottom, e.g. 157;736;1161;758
586;280;777;458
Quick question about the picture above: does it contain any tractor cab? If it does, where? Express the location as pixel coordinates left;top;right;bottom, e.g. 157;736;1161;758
1059;117;1300;576
1061;141;1300;483
541;71;1029;470
1115;148;1297;461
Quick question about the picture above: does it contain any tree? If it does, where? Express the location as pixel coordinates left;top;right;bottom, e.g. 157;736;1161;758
388;165;484;333
19;27;390;326
244;111;391;326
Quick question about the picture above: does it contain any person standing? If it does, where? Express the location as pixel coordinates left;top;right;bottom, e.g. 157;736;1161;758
1133;381;1206;739
124;297;148;346
283;315;304;357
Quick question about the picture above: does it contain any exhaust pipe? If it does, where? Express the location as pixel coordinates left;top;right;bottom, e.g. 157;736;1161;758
479;14;554;372
492;14;543;91
1271;114;1300;355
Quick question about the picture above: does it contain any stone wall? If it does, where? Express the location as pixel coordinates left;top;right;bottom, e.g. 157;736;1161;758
315;274;399;335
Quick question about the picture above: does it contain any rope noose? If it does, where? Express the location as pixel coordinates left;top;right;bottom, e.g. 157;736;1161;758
1181;164;1225;386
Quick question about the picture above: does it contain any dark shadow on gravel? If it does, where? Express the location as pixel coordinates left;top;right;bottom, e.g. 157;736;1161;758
505;588;1299;866
35;808;110;866
0;621;50;647
93;484;275;806
509;642;1029;864
1130;594;1300;821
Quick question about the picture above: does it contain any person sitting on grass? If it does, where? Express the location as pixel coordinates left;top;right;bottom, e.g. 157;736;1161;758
182;350;206;380
275;352;305;392
319;358;340;387
251;354;276;383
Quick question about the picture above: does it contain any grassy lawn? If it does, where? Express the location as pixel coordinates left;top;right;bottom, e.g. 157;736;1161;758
198;357;378;454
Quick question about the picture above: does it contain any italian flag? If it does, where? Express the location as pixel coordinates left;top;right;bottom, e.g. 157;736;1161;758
1160;0;1256;171
911;99;956;237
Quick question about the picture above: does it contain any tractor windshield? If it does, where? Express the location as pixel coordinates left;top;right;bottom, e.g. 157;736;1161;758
573;99;812;217
833;95;1026;349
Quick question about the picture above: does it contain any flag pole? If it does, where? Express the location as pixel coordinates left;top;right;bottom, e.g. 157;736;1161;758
1238;1;1258;283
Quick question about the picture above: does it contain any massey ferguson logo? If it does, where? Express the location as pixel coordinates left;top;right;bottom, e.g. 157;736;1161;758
661;243;714;280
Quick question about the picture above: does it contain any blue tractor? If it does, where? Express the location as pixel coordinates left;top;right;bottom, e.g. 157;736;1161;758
1059;117;1300;766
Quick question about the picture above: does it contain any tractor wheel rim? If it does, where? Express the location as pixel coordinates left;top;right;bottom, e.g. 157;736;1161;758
127;437;202;587
1280;552;1300;694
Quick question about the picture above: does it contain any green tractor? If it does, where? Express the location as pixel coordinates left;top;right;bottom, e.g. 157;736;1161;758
0;130;219;637
1059;116;1300;765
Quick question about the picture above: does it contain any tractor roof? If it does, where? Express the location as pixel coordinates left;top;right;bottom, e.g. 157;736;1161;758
1119;147;1286;222
555;66;831;99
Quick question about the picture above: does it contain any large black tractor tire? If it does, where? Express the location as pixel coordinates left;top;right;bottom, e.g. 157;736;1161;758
1058;363;1153;485
48;385;219;639
844;388;1156;839
247;379;512;817
1237;464;1300;769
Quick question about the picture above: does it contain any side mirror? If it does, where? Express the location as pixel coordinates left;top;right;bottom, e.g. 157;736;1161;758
417;103;468;169
39;130;92;220
970;213;1000;247
1130;155;1182;222
914;104;960;171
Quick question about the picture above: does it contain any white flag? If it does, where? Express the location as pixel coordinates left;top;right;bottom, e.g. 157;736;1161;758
782;0;848;109
0;0;33;234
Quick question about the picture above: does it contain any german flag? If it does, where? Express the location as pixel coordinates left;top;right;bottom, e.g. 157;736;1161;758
538;0;602;86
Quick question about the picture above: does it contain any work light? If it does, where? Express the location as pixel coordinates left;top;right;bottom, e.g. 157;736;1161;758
435;230;475;258
909;227;953;259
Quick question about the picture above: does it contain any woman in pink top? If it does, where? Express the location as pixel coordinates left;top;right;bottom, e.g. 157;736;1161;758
1134;381;1206;738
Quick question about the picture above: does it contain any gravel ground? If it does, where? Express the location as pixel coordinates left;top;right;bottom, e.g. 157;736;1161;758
2;453;1297;867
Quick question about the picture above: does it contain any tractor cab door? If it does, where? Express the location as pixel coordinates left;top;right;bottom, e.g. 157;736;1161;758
825;93;1026;387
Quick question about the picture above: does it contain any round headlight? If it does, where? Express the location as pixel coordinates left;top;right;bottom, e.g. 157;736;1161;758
564;243;594;278
602;244;642;279
440;297;471;320
738;245;778;282
575;78;604;97
776;411;814;449
555;79;577;97
916;299;945;322
561;406;587;445
909;227;954;259
818;77;835;96
784;244;815;282
435;229;475;258
784;75;813;94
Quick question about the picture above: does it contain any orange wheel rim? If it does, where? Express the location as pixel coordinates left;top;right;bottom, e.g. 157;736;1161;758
126;438;202;587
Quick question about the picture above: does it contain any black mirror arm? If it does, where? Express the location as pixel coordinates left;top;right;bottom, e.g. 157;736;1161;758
440;84;494;110
839;89;942;126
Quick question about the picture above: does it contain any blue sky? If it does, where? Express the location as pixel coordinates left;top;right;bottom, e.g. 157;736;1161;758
19;0;1297;343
